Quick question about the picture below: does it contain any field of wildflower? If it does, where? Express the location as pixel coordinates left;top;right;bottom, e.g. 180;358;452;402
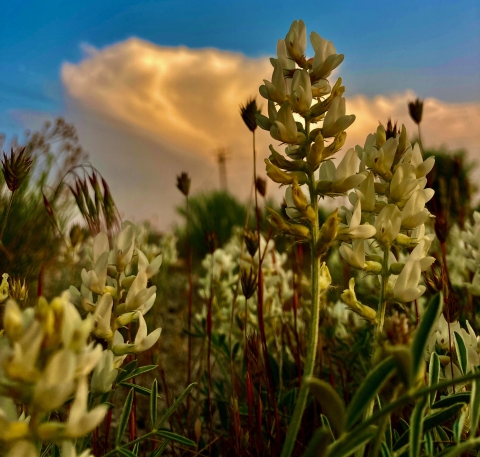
1;19;480;457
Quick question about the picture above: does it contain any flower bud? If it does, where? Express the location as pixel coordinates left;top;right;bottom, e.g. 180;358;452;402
389;262;405;275
287;223;311;238
408;98;424;125
176;172;191;197
316;209;340;257
267;207;290;231
240;98;260;133
291;178;309;212
1;147;33;193
285;20;307;64
241;267;257;299
0;273;9;303
364;261;382;274
375;204;402;245
375;125;386;148
244;230;258;257
265;159;295;185
255;177;267;197
341;278;377;324
319;263;332;290
3;299;23;341
307;133;325;168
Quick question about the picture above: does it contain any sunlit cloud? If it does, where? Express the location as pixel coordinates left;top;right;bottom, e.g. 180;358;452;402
60;38;480;228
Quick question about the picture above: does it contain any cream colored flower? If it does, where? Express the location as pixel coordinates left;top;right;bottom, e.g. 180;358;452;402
91;350;118;395
375;204;401;245
260;60;287;104
338;199;376;240
65;377;108;438
270;102;306;144
285;19;306;63
322;97;355;138
310;32;344;80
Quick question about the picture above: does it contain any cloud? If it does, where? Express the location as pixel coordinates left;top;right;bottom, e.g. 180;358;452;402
59;38;480;229
62;38;272;159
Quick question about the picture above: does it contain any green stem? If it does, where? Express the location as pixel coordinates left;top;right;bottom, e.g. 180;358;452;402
376;245;390;338
0;191;15;258
281;122;322;457
0;191;14;242
101;430;156;457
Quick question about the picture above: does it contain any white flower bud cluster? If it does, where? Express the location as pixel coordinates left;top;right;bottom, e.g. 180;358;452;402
339;124;436;312
69;221;162;394
197;230;303;346
0;293;107;453
425;314;480;388
458;212;480;295
258;20;373;244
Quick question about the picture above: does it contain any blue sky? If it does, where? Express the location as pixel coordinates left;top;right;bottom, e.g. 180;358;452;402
1;0;479;134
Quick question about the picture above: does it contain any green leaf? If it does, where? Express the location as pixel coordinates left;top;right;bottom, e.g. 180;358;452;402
469;368;480;438
117;360;138;383
431;392;470;410
411;293;441;379
428;352;440;406
102;401;116;411
393;429;409;452
409;395;428;457
120;382;155;397
117;449;137;457
302;427;332;457
133;442;140;454
150;379;158;429
116;388;134;447
40;443;53;457
307;377;346;434
424;403;464;431
394;403;464;452
326;425;378;457
156;430;196;447
149;440;170;457
389;346;413;389
453;331;468;375
320;415;335;443
435;436;480;457
435;425;449;447
453;409;467;443
157;383;196;427
424;431;433;457
345;357;396;429
380;442;392;457
121;365;158;383
255;113;273;131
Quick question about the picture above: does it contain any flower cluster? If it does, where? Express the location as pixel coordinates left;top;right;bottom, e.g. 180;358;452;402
0;293;106;455
197;229;303;346
456;212;480;295
336;125;436;323
426;313;480;390
70;222;162;393
258;20;435;328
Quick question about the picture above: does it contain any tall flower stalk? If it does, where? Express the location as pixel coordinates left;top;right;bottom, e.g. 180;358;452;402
257;20;436;456
176;172;193;425
256;20;357;456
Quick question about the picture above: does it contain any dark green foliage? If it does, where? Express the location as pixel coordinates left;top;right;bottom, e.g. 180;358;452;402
176;190;250;260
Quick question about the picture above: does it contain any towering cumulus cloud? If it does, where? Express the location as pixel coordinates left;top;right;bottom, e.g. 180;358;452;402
62;38;272;158
61;38;480;228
